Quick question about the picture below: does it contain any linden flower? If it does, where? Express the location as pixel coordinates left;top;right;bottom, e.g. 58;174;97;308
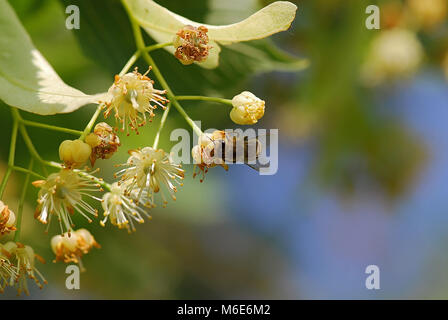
173;25;211;65
0;201;16;235
0;244;16;293
104;68;169;134
101;182;152;233
2;242;46;296
230;91;265;125
361;29;423;86
33;169;100;235
51;228;100;272
115;147;184;207
85;122;121;166
192;131;229;182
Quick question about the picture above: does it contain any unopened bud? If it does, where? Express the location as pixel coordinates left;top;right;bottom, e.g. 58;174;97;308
59;139;92;168
230;91;265;125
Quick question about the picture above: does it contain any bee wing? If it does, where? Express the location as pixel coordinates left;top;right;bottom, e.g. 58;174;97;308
245;163;261;172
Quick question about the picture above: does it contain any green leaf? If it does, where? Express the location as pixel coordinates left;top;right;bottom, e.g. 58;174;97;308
59;0;137;75
0;0;104;115
225;40;309;73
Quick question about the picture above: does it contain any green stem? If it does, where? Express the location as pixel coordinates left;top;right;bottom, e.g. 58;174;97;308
0;169;12;200
8;118;18;166
20;118;83;136
80;105;103;140
153;103;171;149
119;50;141;77
11;165;45;180
175;95;233;106
18;124;44;164
0;113;19;199
14;159;33;242
170;99;203;136
124;9;202;136
11;108;45;165
142;50;202;135
144;42;173;53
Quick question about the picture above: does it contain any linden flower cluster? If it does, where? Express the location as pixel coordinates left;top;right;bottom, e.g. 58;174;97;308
0;200;46;295
0;0;291;294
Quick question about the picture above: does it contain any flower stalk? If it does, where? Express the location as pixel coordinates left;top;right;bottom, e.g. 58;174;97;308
14;159;33;242
123;4;203;137
175;95;233;106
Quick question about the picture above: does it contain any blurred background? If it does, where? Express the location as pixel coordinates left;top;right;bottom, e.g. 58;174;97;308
1;0;448;299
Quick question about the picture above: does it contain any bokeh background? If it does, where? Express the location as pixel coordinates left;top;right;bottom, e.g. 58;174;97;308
1;0;448;299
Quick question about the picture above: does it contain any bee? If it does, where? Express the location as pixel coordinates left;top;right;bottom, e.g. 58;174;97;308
206;131;265;172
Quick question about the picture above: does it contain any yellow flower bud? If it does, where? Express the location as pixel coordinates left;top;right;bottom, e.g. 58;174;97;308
0;201;16;235
85;133;100;148
230;91;265;125
59;139;92;168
